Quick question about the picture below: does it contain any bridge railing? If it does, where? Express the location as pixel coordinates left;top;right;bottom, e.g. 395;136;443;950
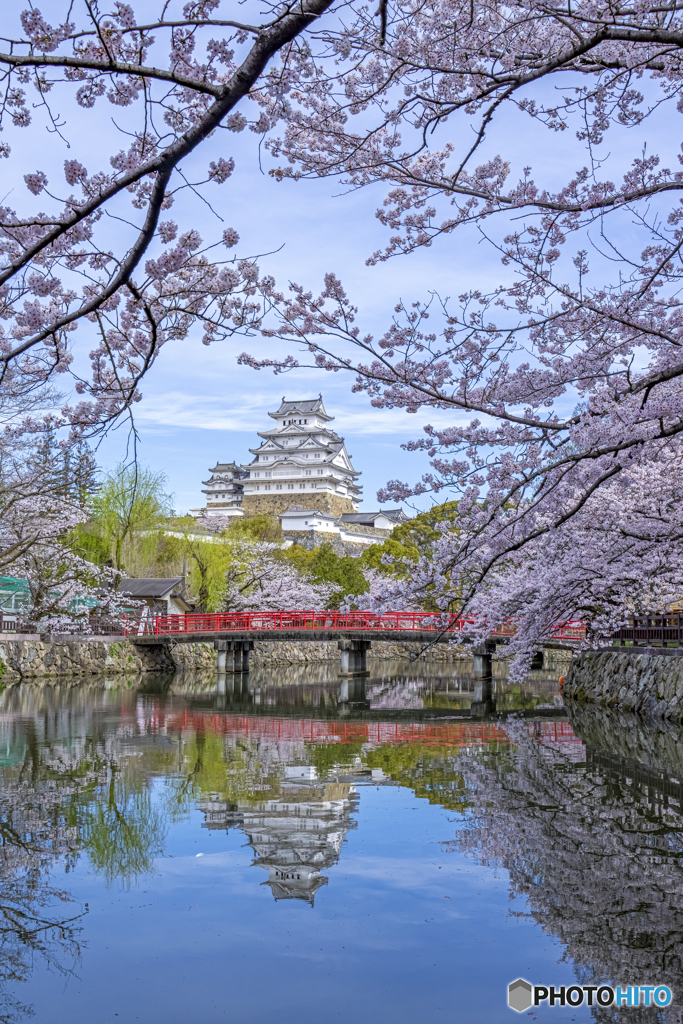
611;612;683;646
122;609;586;640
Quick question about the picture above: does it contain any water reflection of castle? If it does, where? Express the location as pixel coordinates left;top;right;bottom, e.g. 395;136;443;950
199;767;358;904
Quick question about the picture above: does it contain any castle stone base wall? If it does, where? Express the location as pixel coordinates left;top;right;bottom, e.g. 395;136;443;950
284;529;377;557
240;493;356;518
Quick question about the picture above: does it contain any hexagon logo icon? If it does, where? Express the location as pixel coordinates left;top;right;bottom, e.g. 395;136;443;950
508;978;533;1012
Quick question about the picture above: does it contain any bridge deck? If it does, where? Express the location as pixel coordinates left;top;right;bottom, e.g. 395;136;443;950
131;629;457;645
131;629;576;648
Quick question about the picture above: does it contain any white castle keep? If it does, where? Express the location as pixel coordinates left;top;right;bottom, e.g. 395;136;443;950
192;395;407;552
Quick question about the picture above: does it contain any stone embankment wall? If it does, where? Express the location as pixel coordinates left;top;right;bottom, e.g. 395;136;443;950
564;649;683;720
251;639;465;664
0;635;569;680
0;637;216;680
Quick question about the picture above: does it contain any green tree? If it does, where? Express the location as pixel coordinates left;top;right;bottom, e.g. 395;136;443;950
360;501;462;577
166;517;234;611
29;428;99;505
77;464;173;571
227;514;283;543
284;542;368;608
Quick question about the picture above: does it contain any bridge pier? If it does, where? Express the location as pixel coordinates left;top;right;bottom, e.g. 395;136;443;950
214;639;254;672
472;641;496;714
339;678;368;704
338;639;371;675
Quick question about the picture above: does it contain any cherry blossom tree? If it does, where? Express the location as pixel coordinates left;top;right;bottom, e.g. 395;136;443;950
167;517;333;610
2;490;133;630
0;0;335;436
234;0;683;660
8;0;683;653
223;540;334;610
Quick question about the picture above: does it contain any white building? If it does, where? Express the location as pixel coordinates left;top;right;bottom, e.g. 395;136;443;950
240;396;362;517
198;460;247;515
191;395;410;547
279;507;408;553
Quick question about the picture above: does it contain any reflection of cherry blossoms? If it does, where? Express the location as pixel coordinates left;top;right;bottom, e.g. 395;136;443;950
444;713;683;1015
0;737;87;1023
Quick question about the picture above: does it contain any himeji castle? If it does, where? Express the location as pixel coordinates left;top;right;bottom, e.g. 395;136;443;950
193;395;408;552
241;396;362;517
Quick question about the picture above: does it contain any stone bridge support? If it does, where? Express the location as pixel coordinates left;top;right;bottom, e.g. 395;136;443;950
472;640;497;713
338;638;372;675
214;639;254;673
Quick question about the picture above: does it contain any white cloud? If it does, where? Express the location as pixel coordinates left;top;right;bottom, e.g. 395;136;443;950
135;389;471;437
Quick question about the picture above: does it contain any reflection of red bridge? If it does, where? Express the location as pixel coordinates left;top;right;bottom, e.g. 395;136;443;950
146;709;580;750
126;610;585;645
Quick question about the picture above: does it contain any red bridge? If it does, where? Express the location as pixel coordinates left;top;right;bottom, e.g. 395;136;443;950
124;609;585;643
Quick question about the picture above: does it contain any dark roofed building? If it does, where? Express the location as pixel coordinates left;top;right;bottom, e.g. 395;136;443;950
118;578;192;615
339;509;409;528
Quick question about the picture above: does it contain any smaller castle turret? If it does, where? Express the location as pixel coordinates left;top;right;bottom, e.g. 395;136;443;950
200;461;248;513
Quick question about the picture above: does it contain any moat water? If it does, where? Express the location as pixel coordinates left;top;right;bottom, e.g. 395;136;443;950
1;658;682;1023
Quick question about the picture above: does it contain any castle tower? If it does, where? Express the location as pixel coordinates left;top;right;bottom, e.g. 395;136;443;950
200;461;247;511
239;396;362;518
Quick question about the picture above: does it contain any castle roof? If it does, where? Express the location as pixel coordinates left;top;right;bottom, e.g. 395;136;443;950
340;508;408;525
268;396;332;421
118;577;184;599
280;508;338;521
207;461;243;474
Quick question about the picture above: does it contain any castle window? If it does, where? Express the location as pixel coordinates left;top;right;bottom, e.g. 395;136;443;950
265;485;271;491
276;484;282;490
